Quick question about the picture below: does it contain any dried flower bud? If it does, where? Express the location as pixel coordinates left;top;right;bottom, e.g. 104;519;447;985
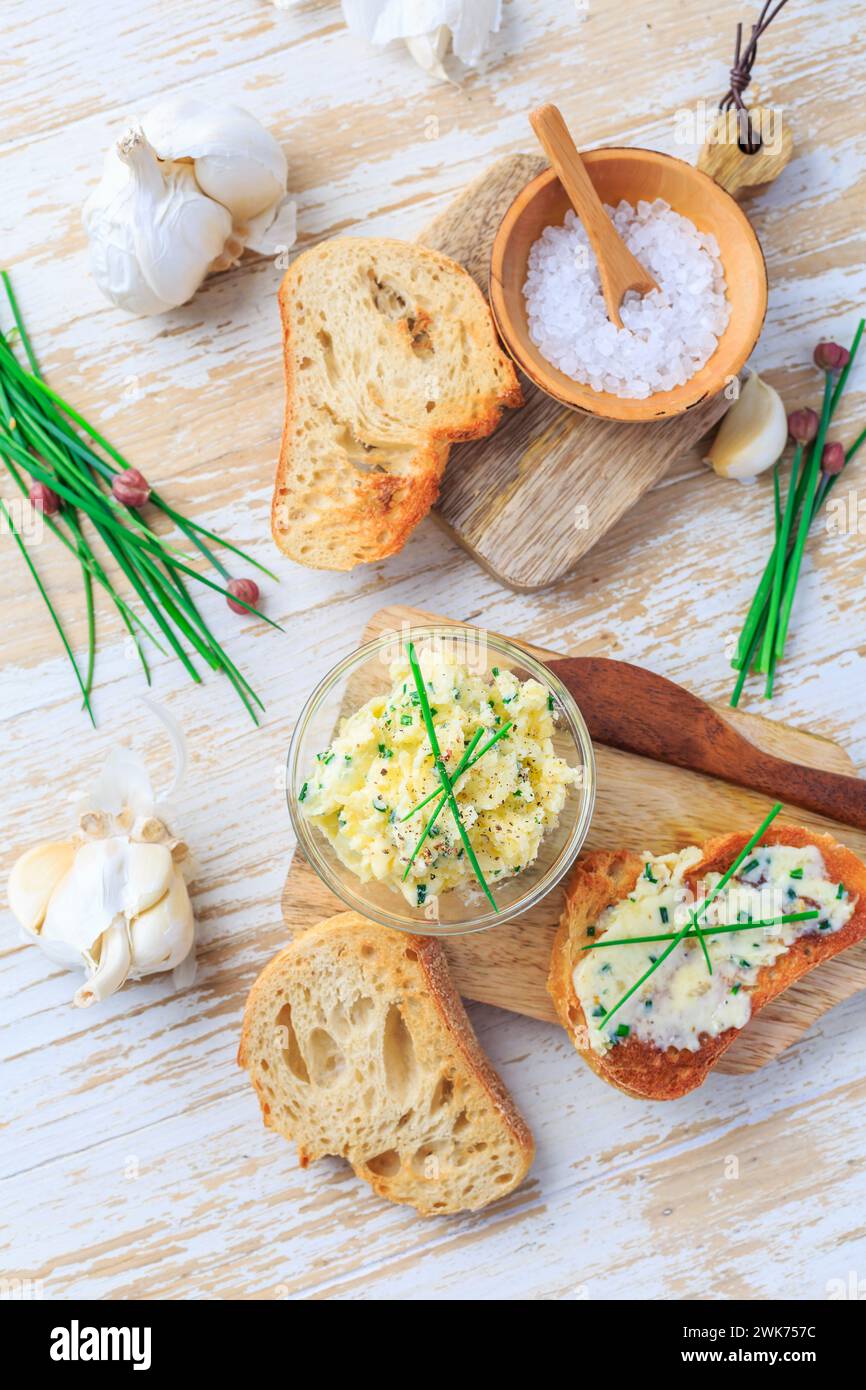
29;481;61;515
821;441;845;476
787;408;819;445
112;467;151;508
226;576;260;615
814;341;850;373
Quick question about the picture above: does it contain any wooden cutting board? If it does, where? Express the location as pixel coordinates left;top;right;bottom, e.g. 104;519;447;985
282;605;866;1077
419;154;733;591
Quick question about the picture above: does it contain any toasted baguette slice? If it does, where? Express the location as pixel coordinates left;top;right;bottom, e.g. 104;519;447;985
548;825;866;1100
271;237;522;570
238;912;534;1214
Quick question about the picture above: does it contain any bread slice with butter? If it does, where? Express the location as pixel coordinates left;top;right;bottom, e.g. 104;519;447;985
548;824;866;1100
238;912;534;1214
271;237;522;569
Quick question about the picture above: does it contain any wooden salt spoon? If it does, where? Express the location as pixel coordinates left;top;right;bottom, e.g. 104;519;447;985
529;103;659;329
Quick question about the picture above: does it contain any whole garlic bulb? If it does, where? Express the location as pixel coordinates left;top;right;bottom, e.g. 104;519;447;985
83;128;235;315
7;747;195;1008
83;99;294;315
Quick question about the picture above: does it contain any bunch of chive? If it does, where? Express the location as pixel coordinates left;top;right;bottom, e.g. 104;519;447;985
0;272;278;723
730;323;866;705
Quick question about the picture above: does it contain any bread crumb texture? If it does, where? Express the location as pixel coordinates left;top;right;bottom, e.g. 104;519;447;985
271;238;522;570
238;912;534;1214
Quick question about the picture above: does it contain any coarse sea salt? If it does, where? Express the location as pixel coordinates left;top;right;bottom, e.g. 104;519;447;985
523;199;731;399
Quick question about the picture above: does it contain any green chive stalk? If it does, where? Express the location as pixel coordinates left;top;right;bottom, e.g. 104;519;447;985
773;372;834;658
581;909;819;952
407;642;498;912
756;443;802;680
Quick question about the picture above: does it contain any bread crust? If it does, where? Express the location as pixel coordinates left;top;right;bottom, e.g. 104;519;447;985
238;912;534;1213
548;824;866;1100
271;237;522;570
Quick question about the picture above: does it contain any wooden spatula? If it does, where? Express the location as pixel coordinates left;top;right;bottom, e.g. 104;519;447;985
529;103;659;328
547;655;866;832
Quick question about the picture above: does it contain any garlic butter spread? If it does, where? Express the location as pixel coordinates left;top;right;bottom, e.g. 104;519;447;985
300;647;578;908
574;843;855;1055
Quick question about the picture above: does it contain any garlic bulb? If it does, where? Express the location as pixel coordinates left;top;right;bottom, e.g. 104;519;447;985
83;128;235;315
341;0;502;81
83;98;294;315
705;372;789;484
7;746;195;1008
141;96;288;245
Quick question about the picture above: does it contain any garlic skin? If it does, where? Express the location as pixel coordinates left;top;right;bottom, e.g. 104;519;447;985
83;128;234;315
341;1;502;80
7;746;195;1008
706;372;789;484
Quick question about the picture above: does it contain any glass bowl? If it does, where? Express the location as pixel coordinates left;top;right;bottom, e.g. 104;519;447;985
287;624;596;936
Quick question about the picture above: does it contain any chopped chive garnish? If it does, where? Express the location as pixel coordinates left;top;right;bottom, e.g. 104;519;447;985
401;726;485;882
819;920;831;930
837;882;845;899
598;804;783;1028
615;1023;630;1038
731;983;741;995
586;926;596;938
659;905;669;925
644;863;656;883
592;1005;605;1018
378;743;393;758
547;693;554;710
298;781;308;802
416;884;427;906
492;666;500;677
741;858;760;875
400;714;413;725
400;721;513;823
790;866;804;879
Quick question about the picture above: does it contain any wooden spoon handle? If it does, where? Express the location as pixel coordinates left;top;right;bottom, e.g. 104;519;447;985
529;105;617;271
529;104;658;327
548;655;866;832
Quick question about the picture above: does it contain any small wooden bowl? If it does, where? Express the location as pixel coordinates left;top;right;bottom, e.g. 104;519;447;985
489;147;768;423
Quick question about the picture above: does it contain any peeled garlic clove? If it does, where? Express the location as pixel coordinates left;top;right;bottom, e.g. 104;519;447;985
75;919;132;1008
8;841;77;936
122;841;175;918
129;874;194;977
706;372;788;483
405;26;453;82
142;97;287;225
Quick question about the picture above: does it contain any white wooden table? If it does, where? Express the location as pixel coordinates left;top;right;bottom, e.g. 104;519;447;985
2;0;866;1301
